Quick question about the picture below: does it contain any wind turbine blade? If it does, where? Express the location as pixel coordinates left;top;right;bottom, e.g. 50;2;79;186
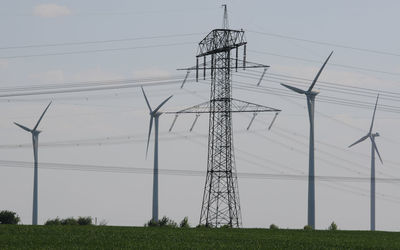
369;94;379;134
153;95;173;114
14;122;32;132
280;83;306;94
141;87;153;113
308;51;333;92
33;101;52;131
146;116;153;158
371;138;383;164
348;134;369;148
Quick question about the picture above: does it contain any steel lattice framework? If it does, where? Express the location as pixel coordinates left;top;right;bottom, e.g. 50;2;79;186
168;7;281;227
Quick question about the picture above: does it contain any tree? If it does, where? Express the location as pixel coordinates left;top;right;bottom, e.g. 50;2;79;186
303;225;313;230
328;221;338;231
269;224;279;230
45;217;61;225
61;217;79;226
0;210;20;225
179;217;190;228
145;216;178;228
77;217;92;226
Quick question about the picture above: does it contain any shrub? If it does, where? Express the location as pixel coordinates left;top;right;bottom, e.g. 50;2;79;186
179;217;190;228
77;217;92;226
0;210;20;225
303;225;313;230
145;216;177;228
220;224;232;229
196;224;210;228
269;224;279;230
61;217;79;226
159;216;177;228
328;221;338;231
45;217;61;225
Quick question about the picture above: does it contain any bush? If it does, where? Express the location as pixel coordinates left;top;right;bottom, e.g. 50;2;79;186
328;221;338;231
220;224;232;229
196;224;211;228
45;217;61;225
0;210;20;225
303;225;313;231
77;217;92;226
61;217;79;226
269;224;279;230
159;216;177;228
145;216;177;228
179;217;190;228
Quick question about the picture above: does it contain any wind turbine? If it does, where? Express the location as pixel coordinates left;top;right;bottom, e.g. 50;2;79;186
281;51;333;229
141;87;172;223
14;101;52;225
348;94;382;231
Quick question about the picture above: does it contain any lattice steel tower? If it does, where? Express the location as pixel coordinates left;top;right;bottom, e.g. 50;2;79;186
169;6;281;227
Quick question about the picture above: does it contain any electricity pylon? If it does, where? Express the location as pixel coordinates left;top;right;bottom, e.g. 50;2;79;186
166;5;281;227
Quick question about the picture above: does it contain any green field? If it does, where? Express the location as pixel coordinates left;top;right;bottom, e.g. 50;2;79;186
1;225;400;249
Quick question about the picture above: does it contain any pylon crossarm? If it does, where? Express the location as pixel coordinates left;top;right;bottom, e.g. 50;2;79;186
197;29;246;57
164;99;281;114
177;58;268;71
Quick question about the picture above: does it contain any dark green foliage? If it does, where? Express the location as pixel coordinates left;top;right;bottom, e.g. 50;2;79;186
179;217;190;228
45;217;92;226
329;221;338;231
77;217;92;226
45;217;61;226
220;224;232;229
1;225;400;249
196;224;211;228
145;216;177;228
303;225;313;230
61;217;79;226
0;210;20;225
269;224;279;230
145;219;157;227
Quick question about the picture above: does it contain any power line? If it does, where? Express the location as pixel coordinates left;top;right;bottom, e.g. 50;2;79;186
1;159;399;184
0;78;195;98
0;33;203;50
248;49;400;77
247;29;400;58
0;41;195;59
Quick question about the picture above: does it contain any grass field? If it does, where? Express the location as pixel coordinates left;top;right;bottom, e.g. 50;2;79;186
1;225;400;249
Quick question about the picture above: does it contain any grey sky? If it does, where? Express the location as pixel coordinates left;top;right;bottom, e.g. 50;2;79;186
1;0;400;230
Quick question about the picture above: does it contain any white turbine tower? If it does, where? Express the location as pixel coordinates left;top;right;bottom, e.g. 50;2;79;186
14;101;52;225
141;87;172;223
281;51;333;229
348;94;382;231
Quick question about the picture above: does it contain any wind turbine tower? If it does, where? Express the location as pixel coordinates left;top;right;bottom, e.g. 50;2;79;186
281;51;333;229
349;94;383;231
141;87;173;223
14;101;52;225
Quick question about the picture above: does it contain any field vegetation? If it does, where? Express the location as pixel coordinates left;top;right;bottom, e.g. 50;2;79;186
0;224;399;249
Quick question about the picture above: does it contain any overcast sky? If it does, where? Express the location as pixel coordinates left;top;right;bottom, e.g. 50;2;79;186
1;0;400;231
